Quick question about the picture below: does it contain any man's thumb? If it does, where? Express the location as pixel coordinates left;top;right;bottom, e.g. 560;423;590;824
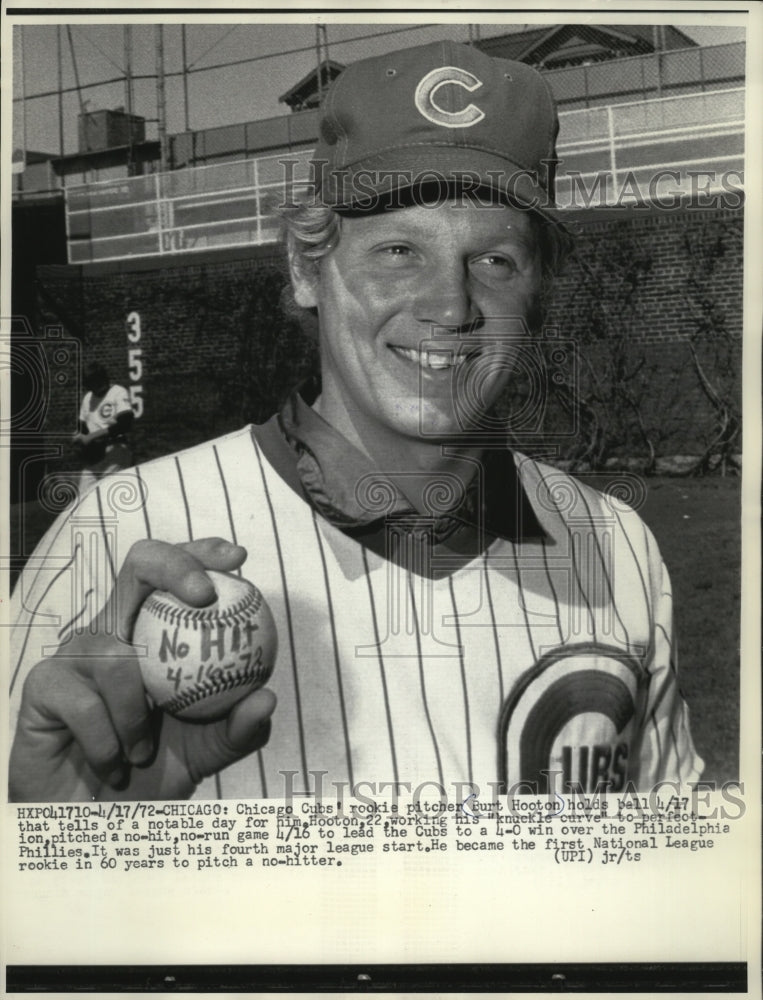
184;688;277;783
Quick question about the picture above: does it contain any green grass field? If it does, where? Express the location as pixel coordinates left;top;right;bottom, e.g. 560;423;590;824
9;474;741;786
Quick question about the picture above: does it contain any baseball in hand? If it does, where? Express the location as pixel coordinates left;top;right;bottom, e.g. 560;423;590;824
132;571;277;721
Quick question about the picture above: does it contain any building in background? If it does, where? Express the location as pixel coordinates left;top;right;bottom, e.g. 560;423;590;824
478;23;697;71
12;24;744;192
16;24;741;265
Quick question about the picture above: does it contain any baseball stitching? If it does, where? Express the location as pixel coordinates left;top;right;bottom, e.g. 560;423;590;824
161;663;267;715
143;584;263;630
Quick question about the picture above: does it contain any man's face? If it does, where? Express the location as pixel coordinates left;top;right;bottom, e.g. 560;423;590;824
292;199;542;448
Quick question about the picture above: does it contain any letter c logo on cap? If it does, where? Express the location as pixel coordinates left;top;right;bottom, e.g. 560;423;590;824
414;66;485;129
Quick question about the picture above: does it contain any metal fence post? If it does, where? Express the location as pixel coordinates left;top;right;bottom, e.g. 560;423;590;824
606;104;618;195
253;157;261;245
63;185;73;263
154;172;163;255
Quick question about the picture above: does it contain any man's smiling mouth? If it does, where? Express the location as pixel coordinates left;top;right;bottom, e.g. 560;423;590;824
388;345;477;371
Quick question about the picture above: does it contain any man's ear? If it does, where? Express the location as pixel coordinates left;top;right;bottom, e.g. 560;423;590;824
287;246;319;309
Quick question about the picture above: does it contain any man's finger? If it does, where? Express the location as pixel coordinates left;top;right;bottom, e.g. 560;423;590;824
96;657;154;765
181;688;277;785
94;537;247;638
179;537;249;574
18;662;125;788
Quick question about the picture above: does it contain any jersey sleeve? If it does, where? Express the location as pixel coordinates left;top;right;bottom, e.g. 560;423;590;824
78;392;90;425
634;519;704;788
109;384;133;417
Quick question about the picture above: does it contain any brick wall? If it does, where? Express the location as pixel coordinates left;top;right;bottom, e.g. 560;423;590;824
518;204;743;466
29;203;742;480
34;246;318;475
549;205;744;342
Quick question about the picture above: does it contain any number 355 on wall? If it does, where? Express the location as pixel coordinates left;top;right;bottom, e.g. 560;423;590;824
126;311;144;418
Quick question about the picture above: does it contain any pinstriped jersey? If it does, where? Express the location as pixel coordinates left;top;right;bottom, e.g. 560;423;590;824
10;425;703;799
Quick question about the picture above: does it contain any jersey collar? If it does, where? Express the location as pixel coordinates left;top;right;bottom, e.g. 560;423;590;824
253;378;546;546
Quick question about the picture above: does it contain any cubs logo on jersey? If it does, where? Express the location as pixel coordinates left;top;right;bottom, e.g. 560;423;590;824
499;644;647;795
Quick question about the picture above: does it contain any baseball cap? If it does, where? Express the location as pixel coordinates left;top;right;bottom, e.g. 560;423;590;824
311;39;559;214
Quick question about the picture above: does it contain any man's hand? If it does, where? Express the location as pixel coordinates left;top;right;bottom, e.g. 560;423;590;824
10;538;276;802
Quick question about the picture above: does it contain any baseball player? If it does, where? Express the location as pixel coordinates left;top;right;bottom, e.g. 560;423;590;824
74;362;134;494
9;40;703;802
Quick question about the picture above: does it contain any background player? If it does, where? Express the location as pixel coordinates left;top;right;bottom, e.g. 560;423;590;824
9;40;703;802
73;362;134;494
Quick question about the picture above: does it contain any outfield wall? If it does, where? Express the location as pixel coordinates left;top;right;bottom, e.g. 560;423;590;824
22;202;742;495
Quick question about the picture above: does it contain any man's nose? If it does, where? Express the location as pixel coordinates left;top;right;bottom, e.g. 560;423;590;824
413;265;478;332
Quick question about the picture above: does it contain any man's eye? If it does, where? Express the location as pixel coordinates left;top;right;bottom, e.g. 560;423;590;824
378;244;413;259
473;254;517;276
